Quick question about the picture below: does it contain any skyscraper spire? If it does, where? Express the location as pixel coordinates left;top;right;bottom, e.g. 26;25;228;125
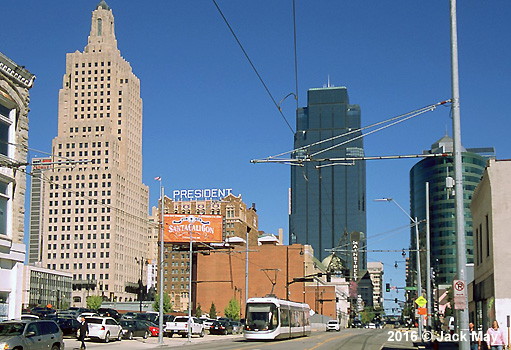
86;1;118;53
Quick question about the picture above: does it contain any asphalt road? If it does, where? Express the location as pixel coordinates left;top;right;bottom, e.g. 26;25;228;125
65;329;419;350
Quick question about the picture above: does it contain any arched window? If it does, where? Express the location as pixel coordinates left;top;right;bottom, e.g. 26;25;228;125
97;18;102;36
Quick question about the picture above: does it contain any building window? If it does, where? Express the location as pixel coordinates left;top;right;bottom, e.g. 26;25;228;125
0;103;14;157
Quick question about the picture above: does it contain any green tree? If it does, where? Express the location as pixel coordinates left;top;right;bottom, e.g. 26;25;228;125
209;302;217;319
224;298;240;320
86;295;103;310
360;307;375;324
152;293;173;313
196;303;203;317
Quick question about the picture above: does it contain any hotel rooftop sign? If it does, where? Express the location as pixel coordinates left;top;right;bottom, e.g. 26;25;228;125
172;188;232;201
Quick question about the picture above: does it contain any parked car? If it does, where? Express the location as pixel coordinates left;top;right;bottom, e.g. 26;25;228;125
84;316;123;343
199;317;214;329
68;307;92;317
56;310;76;319
351;320;362;328
77;312;99;321
0;319;64;350
21;314;40;321
230;320;243;334
326;319;341;331
366;322;376;329
139;320;159;337
135;312;158;324
56;316;81;336
165;316;205;338
30;307;57;319
209;320;233;335
97;308;120;320
122;312;138;319
120;319;150;339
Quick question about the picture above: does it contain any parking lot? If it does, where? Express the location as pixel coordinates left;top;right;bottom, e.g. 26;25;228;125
65;333;243;349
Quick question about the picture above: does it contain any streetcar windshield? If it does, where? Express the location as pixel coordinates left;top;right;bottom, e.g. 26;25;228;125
246;303;278;331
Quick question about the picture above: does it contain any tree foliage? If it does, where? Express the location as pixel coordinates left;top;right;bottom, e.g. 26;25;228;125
360;307;375;324
86;295;103;310
209;302;217;319
152;293;173;313
196;303;203;317
224;298;240;320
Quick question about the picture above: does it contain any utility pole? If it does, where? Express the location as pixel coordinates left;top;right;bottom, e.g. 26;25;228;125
426;182;432;329
157;181;164;345
450;1;469;349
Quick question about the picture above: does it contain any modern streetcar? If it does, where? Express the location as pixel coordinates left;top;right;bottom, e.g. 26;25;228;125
244;297;311;340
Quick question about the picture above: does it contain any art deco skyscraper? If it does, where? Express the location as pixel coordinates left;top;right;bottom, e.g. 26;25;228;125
40;1;149;305
290;87;367;266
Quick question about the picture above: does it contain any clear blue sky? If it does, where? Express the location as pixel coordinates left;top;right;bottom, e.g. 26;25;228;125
3;1;510;311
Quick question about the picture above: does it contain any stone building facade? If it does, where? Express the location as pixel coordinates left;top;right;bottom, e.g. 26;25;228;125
37;2;149;306
0;51;35;319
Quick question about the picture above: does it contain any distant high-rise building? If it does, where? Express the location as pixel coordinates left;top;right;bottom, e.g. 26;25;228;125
38;1;149;305
290;86;367;265
367;262;384;310
0;51;35;320
409;135;495;287
28;157;52;264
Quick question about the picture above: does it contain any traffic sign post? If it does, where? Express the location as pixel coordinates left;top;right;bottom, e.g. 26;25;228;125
453;279;468;310
415;296;427;308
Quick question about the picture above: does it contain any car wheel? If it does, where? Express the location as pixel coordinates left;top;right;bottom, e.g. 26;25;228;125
51;345;60;350
168;332;173;338
200;329;205;338
117;331;122;341
128;331;133;340
143;331;149;339
104;331;110;343
223;329;227;335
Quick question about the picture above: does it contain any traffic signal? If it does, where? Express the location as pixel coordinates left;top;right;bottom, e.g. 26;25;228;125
326;273;331;283
395;298;398;303
386;283;390;292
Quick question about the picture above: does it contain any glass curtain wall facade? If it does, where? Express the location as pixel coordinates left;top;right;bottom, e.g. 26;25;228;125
409;136;494;287
290;87;366;265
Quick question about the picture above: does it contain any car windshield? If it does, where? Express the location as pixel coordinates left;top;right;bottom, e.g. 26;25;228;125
120;321;133;327
0;323;26;336
173;317;189;323
329;321;338;324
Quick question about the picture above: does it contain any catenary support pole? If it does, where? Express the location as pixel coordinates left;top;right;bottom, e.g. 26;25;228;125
158;184;164;345
450;1;469;349
415;217;423;338
426;182;432;329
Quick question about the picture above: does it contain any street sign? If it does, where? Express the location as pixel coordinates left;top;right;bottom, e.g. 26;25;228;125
453;279;468;310
415;296;427;308
405;286;418;291
417;307;427;315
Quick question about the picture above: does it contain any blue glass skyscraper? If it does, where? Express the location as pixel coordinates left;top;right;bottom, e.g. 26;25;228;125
290;87;367;266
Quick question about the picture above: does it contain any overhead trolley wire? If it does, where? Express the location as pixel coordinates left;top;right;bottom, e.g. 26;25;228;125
212;0;295;134
252;99;452;163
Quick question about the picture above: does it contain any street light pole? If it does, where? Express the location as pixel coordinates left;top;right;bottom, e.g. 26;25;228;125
157;180;164;345
426;182;432;329
374;198;422;338
450;1;469;349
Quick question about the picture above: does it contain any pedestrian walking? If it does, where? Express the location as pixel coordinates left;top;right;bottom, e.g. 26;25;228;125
78;316;88;350
486;320;506;350
469;322;481;350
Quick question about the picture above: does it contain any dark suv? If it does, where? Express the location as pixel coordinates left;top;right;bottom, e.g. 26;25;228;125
0;319;65;349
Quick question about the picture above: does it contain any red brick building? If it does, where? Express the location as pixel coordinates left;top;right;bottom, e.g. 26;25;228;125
195;242;337;319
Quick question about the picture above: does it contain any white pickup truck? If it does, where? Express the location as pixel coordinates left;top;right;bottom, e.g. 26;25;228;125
164;316;205;338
